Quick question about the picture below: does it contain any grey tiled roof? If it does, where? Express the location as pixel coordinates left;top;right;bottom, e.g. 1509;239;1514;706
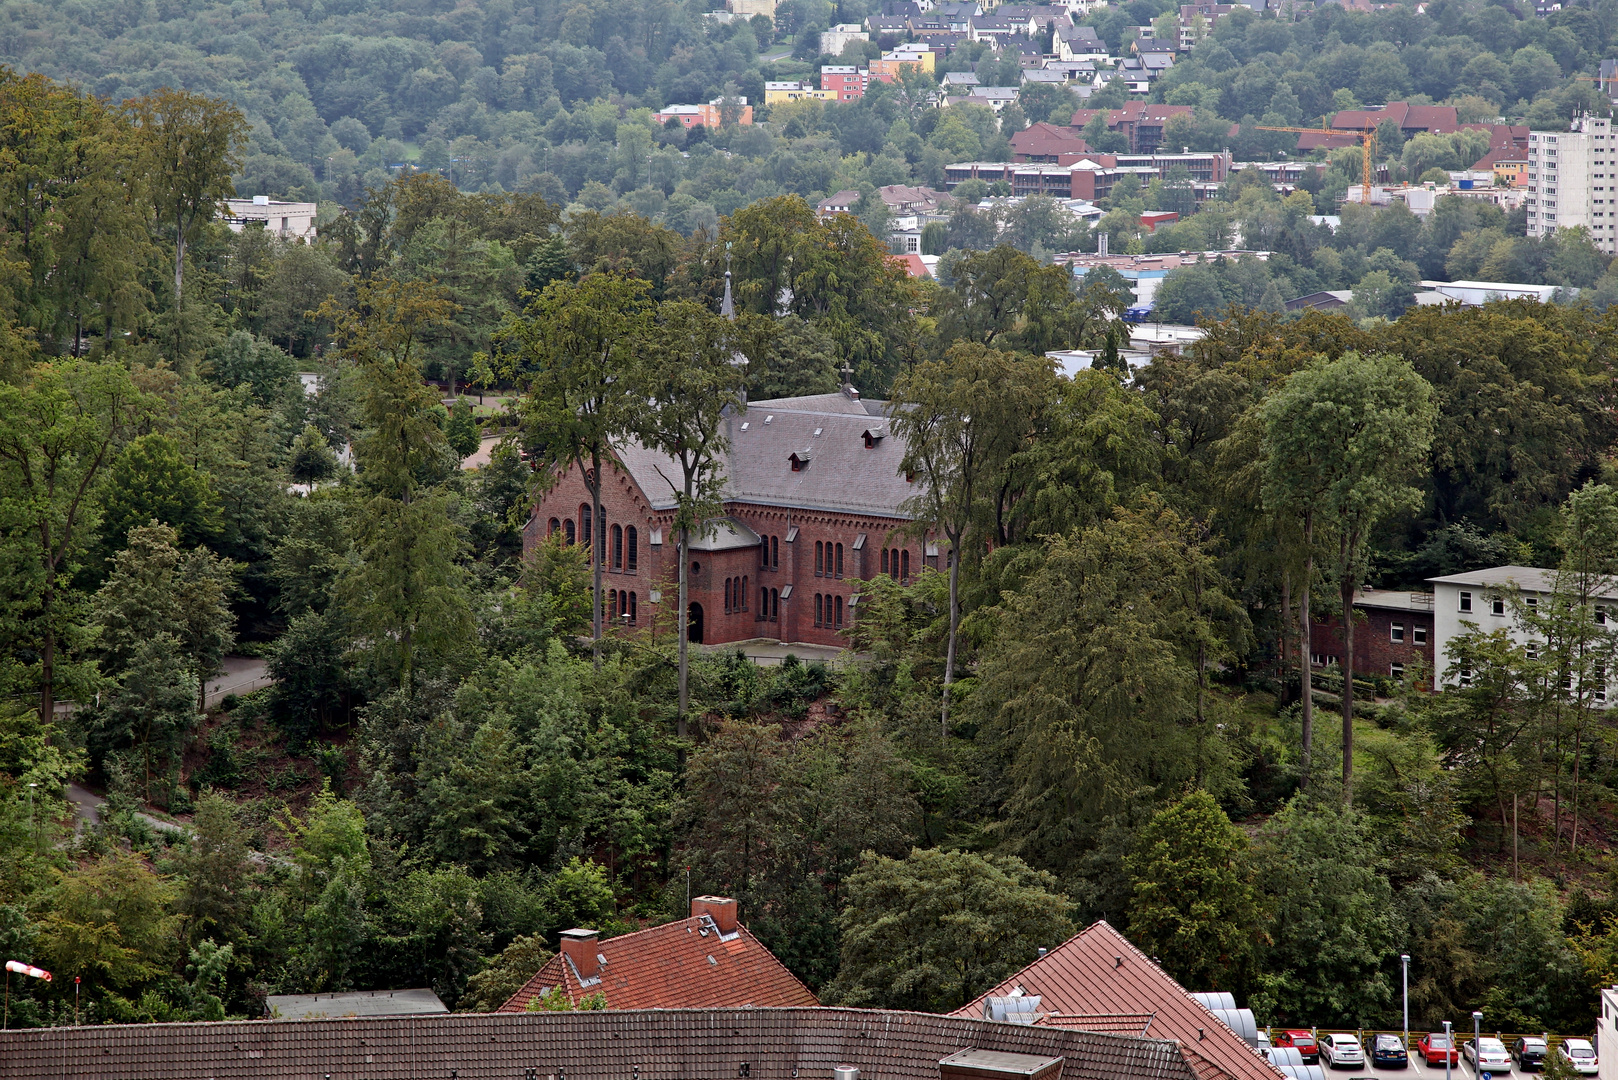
0;1007;1203;1080
615;393;915;519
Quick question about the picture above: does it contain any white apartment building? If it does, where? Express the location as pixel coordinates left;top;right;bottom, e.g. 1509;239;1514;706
223;196;318;240
1430;565;1618;700
1526;114;1618;254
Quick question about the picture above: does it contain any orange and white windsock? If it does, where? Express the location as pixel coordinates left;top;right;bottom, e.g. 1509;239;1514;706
4;961;51;981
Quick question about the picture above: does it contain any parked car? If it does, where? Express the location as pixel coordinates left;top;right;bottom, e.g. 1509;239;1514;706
1465;1037;1513;1074
1372;1034;1409;1069
1418;1033;1460;1066
1320;1034;1366;1068
1557;1039;1598;1076
1512;1038;1547;1071
1274;1031;1320;1063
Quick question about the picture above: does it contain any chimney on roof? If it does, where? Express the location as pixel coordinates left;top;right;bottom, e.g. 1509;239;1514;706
692;895;739;934
559;928;600;980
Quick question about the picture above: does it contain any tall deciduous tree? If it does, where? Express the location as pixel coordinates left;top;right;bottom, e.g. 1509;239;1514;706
1260;352;1435;804
123;88;249;367
889;344;1058;738
499;273;651;668
318;278;472;691
0;360;145;722
636;300;746;730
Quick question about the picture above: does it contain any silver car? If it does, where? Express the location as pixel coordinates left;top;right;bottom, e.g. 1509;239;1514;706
1465;1038;1512;1074
1558;1040;1598;1076
1320;1034;1366;1069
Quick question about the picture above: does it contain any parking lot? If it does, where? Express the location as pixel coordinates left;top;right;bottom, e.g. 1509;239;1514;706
1311;1046;1543;1080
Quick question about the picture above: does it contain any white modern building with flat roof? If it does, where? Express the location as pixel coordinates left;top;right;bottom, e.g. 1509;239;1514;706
223;196;318;240
1430;564;1618;699
1526;114;1617;254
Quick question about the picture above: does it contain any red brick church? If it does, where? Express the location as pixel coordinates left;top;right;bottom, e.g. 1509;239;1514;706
521;378;931;650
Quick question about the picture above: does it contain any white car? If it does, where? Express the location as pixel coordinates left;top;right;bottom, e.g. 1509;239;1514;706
1558;1040;1598;1076
1465;1038;1512;1074
1320;1034;1366;1068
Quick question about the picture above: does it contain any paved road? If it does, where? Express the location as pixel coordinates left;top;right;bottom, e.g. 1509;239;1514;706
205;656;271;709
65;782;187;838
460;433;505;471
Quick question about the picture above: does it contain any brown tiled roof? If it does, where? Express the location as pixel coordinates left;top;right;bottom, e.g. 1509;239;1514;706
1011;122;1091;159
497;917;819;1012
950;922;1283;1080
0;1007;1204;1080
1039;1013;1159;1036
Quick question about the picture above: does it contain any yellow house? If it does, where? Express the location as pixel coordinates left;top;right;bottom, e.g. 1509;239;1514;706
764;81;836;105
868;48;934;82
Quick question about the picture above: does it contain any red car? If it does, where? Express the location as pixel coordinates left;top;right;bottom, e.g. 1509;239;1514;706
1274;1030;1320;1063
1418;1033;1461;1066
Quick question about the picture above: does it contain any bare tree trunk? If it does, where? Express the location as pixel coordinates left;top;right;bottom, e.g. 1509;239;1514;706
1281;569;1292;698
38;611;55;726
1299;519;1314;789
590;450;603;671
1572;723;1583;854
942;535;959;741
1342;573;1356;807
173;224;185;364
677;523;690;739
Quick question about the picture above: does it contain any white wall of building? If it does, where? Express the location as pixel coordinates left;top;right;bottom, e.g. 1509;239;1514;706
1527;115;1616;255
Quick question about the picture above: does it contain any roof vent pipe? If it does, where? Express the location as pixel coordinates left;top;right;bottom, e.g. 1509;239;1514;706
835;1067;860;1080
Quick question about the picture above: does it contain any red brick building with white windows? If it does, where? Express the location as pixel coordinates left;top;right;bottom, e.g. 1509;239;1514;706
522;379;929;650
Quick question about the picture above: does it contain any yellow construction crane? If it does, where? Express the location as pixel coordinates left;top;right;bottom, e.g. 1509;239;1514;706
1256;124;1377;203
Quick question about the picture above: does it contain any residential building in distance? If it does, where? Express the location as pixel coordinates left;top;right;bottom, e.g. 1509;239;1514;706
821;64;870;98
1177;2;1238;49
869;46;936;80
945;150;1231;203
498;896;818;1011
1526;114;1618;254
764;81;834;104
652;98;754;127
223;196;318;240
1070;102;1194;154
1055;23;1109;60
820;22;869;53
726;0;775;16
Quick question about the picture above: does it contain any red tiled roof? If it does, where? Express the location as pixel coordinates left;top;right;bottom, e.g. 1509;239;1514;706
1011;121;1092;159
0;1007;1205;1080
895;254;932;278
1330;102;1459;134
498;916;819;1013
950;921;1283;1080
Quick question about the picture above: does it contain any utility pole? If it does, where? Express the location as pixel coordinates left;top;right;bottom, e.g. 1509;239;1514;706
1444;1020;1453;1080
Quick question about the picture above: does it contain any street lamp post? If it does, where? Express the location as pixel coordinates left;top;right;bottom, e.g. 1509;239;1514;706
1473;1012;1484;1076
1444;1021;1454;1080
1401;954;1411;1052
